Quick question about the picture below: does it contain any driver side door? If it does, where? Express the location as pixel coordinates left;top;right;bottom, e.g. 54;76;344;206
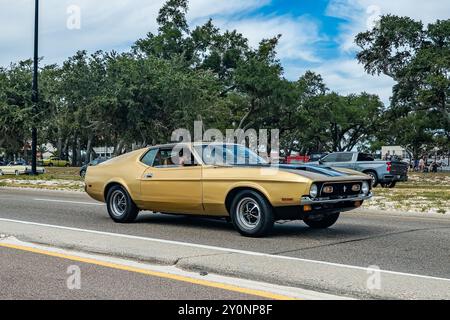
139;147;203;214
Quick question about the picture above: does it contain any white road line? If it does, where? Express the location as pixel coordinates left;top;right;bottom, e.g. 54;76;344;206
0;217;449;283
33;198;104;206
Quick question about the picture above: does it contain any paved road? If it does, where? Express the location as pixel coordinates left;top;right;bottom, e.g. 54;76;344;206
0;245;265;300
0;188;449;282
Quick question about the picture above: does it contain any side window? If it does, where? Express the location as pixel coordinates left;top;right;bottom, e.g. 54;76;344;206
142;147;198;167
155;149;175;167
141;148;158;166
322;153;337;162
357;153;374;161
336;153;353;162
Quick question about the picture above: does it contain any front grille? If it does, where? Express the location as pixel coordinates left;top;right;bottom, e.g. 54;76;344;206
320;182;362;198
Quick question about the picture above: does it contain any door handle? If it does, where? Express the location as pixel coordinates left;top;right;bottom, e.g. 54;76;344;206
145;173;153;178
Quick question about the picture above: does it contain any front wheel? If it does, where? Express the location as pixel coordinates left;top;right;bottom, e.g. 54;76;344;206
381;181;396;188
106;185;139;223
303;212;340;229
230;190;274;237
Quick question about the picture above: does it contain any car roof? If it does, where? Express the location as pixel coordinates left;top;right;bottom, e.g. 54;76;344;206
148;142;243;149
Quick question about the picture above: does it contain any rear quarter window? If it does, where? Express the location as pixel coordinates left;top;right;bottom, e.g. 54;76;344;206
141;148;158;166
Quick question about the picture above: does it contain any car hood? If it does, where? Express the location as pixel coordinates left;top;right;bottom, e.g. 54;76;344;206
278;164;348;177
233;163;367;181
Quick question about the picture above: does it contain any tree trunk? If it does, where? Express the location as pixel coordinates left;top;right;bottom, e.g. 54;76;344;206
114;139;125;156
57;137;63;159
76;137;82;167
86;134;94;164
71;136;77;166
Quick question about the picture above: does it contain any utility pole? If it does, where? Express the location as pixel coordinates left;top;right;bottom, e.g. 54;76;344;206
31;0;39;175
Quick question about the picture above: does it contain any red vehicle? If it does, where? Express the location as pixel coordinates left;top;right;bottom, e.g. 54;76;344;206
286;155;310;164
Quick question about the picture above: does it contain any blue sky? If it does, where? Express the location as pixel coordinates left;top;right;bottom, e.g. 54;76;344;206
1;0;449;104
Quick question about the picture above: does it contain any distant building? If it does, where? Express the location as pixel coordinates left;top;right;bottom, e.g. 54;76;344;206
381;146;409;160
93;147;114;158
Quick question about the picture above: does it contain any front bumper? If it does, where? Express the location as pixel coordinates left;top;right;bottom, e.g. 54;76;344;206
300;192;373;205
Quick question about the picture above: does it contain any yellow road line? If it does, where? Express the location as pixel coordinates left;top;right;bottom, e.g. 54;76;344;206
0;242;296;300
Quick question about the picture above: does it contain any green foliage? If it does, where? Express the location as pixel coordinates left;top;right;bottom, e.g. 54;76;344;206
356;15;450;156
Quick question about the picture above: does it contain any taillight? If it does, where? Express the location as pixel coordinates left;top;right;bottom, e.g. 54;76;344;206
387;162;391;172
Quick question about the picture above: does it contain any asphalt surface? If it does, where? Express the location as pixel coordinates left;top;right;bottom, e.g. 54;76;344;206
0;188;449;281
0;245;264;300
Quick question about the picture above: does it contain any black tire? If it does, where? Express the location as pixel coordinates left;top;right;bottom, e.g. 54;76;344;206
80;170;86;178
381;181;396;188
303;212;340;229
48;163;53;167
106;185;139;223
365;171;378;188
230;190;274;237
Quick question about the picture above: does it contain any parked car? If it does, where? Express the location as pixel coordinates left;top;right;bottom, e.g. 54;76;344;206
85;143;372;237
309;153;328;162
286;155;310;164
80;157;109;178
313;152;408;188
7;160;27;166
42;156;70;167
0;163;45;176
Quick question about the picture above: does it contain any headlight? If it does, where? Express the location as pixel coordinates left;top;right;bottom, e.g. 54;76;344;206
309;184;318;198
361;181;369;195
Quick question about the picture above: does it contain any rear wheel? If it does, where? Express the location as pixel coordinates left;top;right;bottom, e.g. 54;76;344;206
106;185;139;223
303;212;340;229
0;169;3;176
230;190;274;237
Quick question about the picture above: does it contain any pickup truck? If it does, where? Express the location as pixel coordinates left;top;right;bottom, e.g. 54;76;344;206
314;152;408;188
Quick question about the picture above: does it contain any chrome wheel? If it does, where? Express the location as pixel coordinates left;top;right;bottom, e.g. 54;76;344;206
366;171;378;187
236;197;261;230
110;190;127;217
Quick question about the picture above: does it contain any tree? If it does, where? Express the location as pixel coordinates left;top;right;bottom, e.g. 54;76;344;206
356;15;450;153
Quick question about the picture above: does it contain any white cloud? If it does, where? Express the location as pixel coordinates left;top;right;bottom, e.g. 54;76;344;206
215;15;325;62
0;0;272;66
316;0;450;104
326;0;450;52
284;58;394;105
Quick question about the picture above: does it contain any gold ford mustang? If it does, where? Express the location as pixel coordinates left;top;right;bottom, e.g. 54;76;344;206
85;143;372;237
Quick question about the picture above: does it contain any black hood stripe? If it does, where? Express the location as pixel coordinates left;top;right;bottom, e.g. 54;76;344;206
277;164;347;177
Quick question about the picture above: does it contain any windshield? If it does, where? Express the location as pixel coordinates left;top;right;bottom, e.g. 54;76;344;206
195;144;268;166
